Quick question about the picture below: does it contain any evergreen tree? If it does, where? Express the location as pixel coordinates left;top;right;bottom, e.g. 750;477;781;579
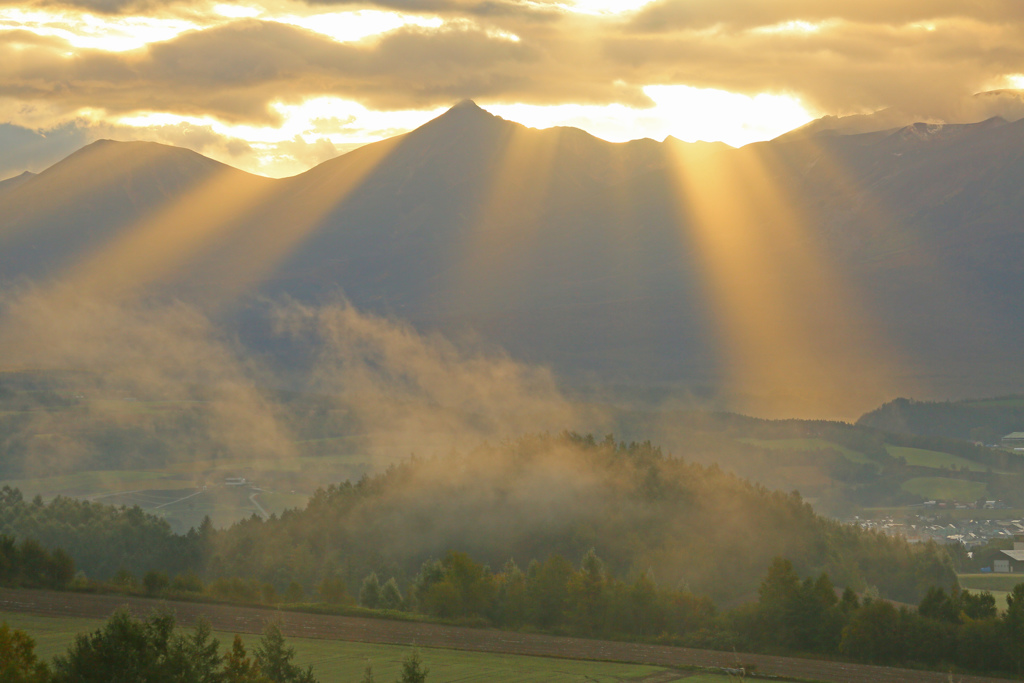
222;635;266;683
398;650;428;683
252;623;318;683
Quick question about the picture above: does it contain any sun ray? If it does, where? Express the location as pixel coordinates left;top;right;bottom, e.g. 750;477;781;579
667;137;905;418
59;167;275;300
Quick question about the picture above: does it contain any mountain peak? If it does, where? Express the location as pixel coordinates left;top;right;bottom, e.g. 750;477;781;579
436;99;498;124
409;98;507;140
449;99;486;113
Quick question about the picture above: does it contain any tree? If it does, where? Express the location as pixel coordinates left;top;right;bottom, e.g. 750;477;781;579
223;635;267;683
45;548;75;589
143;570;170;596
0;622;50;683
568;549;607;634
49;609;240;683
252;623;317;683
526;555;574;628
754;557;800;647
359;573;381;609
839;599;900;663
1003;583;1024;673
318;575;349;605
51;609;178;682
284;581;305;603
380;578;403;610
398;650;428;683
177;619;222;683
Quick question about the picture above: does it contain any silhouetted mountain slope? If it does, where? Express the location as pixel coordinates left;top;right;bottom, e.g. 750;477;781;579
0;170;35;195
2;104;1024;413
0;139;272;284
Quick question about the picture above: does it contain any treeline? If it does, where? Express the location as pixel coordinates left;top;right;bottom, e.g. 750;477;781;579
859;396;1024;450
0;486;203;580
738;558;1024;676
202;433;955;605
350;547;1024;676
1;434;957;604
0;534;74;589
58;550;1024;677
1;610;431;683
358;549;715;638
1;611;320;683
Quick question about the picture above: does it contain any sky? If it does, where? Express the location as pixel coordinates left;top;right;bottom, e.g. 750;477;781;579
2;0;1024;178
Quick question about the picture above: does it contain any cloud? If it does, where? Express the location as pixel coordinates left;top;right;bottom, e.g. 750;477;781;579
4;0;1024;177
628;0;1024;32
0;20;544;122
0;122;88;179
4;0;176;13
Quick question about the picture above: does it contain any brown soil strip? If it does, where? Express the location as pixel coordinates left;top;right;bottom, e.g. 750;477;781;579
0;588;1013;683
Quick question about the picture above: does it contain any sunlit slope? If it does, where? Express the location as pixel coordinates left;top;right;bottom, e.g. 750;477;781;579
0;140;274;291
3;105;1024;414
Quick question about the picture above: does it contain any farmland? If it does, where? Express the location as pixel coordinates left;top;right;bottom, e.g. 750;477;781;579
0;610;677;683
0;588;1015;683
886;446;992;472
901;477;988;501
739;437;874;464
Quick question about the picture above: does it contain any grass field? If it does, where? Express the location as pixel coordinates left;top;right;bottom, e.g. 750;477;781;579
957;576;1015;611
740;438;874;464
900;477;988;501
958;573;1024;592
0;611;718;683
886;446;991;472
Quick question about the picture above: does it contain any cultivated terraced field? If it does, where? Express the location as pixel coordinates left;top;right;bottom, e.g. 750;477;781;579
0;589;1016;683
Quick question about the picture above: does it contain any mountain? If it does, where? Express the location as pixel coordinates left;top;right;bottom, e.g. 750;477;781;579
792;88;1024;137
0;139;271;288
0;170;35;194
2;102;1024;416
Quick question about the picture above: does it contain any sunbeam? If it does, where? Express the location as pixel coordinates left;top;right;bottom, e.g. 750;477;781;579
667;138;905;418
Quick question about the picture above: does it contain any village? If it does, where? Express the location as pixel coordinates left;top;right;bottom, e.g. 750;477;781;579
850;504;1024;572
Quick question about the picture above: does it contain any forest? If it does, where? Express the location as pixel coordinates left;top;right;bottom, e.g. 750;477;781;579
0;434;956;604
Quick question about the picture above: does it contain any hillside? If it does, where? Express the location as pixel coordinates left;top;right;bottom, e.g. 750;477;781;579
0;434;956;604
1;105;1024;416
859;396;1024;444
4;364;1024;530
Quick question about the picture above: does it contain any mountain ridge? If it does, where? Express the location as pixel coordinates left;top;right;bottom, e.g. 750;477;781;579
2;102;1024;416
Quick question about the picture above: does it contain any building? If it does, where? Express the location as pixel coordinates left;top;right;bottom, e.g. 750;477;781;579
996;535;1024;572
1001;432;1024;448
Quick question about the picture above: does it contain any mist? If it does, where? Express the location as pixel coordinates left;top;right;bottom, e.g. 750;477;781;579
0;286;598;486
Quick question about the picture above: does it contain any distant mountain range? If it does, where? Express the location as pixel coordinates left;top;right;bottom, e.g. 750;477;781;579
2;101;1023;417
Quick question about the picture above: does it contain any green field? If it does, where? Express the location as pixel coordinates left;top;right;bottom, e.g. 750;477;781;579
958;573;1024;592
740;438;874;464
957;576;1015;611
886;446;991;472
901;477;988;501
0;611;723;683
